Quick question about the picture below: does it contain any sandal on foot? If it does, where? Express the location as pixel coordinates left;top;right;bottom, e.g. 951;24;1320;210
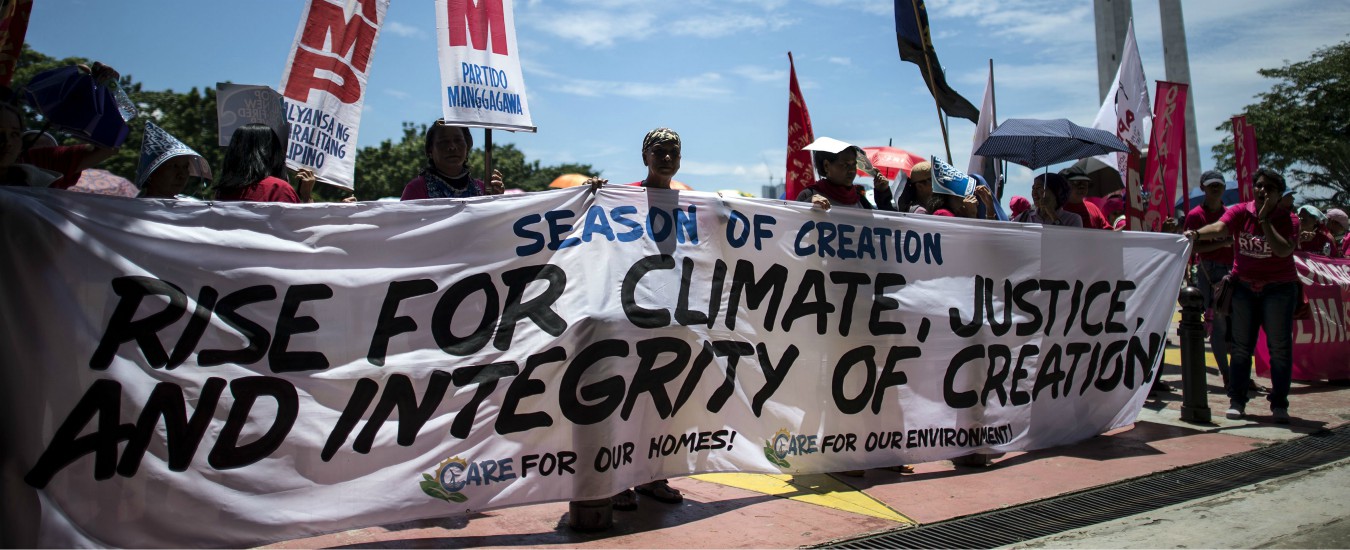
612;488;637;511
635;480;683;504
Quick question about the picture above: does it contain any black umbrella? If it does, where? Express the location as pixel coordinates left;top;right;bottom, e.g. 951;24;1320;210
974;118;1128;170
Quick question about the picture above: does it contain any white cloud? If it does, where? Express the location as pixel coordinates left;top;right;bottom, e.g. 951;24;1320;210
383;21;425;39
827;56;852;66
679;160;774;181
808;0;891;16
732;65;786;83
524;10;655;48
520;2;798;48
385;89;410;100
730;0;789;10
549;72;730;100
669;13;795;38
928;0;1092;45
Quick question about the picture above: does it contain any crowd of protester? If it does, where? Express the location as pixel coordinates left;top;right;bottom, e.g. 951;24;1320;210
4;62;1348;526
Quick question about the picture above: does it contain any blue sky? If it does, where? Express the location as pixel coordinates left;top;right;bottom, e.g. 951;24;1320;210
25;0;1350;202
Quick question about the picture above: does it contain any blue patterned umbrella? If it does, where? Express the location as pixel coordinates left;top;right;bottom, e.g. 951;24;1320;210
974;118;1128;170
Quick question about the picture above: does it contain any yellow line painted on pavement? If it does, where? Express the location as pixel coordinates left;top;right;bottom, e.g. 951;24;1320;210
692;473;914;524
1163;347;1218;369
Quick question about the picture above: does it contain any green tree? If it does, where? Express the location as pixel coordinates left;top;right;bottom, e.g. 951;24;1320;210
14;43;599;201
1212;40;1350;207
12;44;223;198
351;122;426;200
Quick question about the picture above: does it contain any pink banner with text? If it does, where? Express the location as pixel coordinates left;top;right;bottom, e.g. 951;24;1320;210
1232;115;1258;204
1142;81;1188;231
1257;253;1350;381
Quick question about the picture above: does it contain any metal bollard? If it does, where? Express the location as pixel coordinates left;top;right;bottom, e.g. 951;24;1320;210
1177;286;1211;423
567;498;613;532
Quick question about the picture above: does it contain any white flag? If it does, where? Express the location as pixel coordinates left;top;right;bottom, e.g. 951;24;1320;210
436;0;536;132
1091;21;1150;186
967;66;999;195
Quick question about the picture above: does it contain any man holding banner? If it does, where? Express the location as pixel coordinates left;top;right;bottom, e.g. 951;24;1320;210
1183;170;1234;389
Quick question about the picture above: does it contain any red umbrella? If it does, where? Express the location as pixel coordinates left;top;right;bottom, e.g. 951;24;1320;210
855;146;925;180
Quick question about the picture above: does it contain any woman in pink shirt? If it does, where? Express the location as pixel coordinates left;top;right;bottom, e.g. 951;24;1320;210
1184;168;1297;424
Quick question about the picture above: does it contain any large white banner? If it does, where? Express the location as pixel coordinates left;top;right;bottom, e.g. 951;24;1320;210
1092;21;1151;187
279;0;391;190
435;0;535;132
0;187;1187;547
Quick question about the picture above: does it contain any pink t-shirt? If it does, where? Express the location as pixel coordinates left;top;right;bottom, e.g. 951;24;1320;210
1062;200;1110;230
1219;201;1297;283
1183;204;1232;264
1299;229;1341;258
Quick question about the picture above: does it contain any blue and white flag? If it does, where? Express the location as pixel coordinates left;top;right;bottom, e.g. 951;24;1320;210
930;156;973;196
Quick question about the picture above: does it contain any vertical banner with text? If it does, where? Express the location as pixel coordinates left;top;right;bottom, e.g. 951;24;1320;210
279;0;390;190
1232;115;1258;204
436;0;535;132
1142;81;1188;231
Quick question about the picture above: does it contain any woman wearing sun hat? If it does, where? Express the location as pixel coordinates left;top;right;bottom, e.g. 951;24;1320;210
136;121;211;199
895;161;935;213
796;136;893;211
1324;208;1350;256
1295;204;1342;258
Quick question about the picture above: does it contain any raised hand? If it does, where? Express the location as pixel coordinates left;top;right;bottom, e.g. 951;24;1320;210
811;193;832;212
488;169;505;195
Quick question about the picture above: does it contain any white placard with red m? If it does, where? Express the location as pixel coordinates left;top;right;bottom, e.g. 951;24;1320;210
279;0;391;190
436;0;536;132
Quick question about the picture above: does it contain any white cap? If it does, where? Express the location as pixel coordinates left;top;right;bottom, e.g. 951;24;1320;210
801;136;857;154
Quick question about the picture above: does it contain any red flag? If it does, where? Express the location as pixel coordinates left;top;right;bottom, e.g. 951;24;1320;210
0;0;33;87
1142;81;1189;232
786;52;815;202
1232;115;1259;204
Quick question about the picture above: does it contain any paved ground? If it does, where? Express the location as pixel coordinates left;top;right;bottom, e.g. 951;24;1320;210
266;338;1350;549
1011;458;1350;549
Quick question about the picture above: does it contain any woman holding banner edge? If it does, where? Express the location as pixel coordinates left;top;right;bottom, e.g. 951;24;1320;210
571;127;689;517
400;120;505;200
796;136;911;478
795;137;893;212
